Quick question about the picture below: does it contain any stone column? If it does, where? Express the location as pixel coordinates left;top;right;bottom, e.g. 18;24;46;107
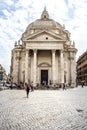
25;49;29;83
60;50;64;84
52;49;56;84
33;49;37;86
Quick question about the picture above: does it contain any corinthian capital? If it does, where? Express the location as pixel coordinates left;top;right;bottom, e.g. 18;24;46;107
60;49;64;53
33;49;37;54
52;49;56;53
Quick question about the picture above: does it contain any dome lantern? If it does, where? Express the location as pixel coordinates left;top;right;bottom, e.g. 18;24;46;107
41;7;49;19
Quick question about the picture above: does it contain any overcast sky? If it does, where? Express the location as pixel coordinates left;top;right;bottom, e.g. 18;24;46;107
0;0;87;74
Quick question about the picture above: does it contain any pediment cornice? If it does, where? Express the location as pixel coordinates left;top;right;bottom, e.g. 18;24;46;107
22;30;66;42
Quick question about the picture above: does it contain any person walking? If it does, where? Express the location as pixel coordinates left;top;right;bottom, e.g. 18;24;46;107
63;83;66;90
30;81;34;91
81;82;84;88
25;83;30;98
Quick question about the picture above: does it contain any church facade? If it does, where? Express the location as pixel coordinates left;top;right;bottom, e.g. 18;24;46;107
11;9;77;87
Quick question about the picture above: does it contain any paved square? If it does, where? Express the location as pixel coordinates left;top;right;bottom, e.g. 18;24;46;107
0;87;87;130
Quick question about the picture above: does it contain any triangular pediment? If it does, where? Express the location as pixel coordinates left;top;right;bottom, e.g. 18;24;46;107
22;30;66;41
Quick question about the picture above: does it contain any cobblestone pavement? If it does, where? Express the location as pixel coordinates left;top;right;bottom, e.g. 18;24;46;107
0;86;87;130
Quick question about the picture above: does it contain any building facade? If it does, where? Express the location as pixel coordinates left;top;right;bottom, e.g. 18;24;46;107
0;64;7;81
77;50;87;84
11;9;77;87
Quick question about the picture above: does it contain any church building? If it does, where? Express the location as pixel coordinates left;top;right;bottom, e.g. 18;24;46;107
11;9;77;87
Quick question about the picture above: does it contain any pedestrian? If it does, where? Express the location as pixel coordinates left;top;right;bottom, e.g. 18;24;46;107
63;83;66;90
42;80;45;85
30;81;34;91
81;82;84;88
10;82;13;89
25;83;30;98
3;81;5;86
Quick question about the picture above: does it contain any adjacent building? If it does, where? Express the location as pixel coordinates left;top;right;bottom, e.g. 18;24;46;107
10;9;77;87
77;50;87;84
0;64;7;81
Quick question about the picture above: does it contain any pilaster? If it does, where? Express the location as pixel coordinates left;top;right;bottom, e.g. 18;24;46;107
33;49;37;86
25;49;29;83
70;52;76;87
52;49;56;84
60;50;64;84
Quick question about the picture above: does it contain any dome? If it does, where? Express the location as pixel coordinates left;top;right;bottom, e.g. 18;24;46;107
26;8;63;31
